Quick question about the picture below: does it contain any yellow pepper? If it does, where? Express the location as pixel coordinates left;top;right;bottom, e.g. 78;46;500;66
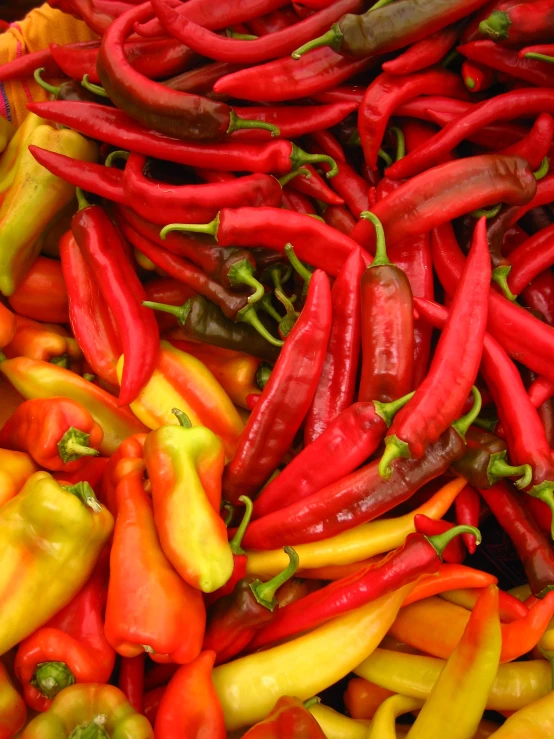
0;112;44;198
246;477;466;578
0;449;38;507
355;649;551;712
368;695;423;739
0;116;15;157
308;704;370;739
118;341;244;459
212;584;412;731
488;691;554;737
0;124;97;296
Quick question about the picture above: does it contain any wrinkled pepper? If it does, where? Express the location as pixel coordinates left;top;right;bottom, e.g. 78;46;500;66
0;398;103;472
0;472;113;656
3;315;82;367
0;355;147;455
0;660;26;739
154;651;226;739
118;340;244;459
21;683;154;738
0;449;38;507
144;409;234;593
15;559;115;712
0;125;97;296
242;696;326;738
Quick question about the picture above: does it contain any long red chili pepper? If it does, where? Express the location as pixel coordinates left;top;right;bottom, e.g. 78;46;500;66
358;213;414;406
479;0;554;45
231;102;357;141
458;40;554;87
304;248;363;445
71;190;159;406
248;525;478;652
321;204;356;234
358;68;468;170
286;164;344;206
500;224;554;299
413;516;466;565
165;60;238;95
312;85;365;106
282;188;317;215
223;270;332;503
496;111;554;172
160;206;362;277
379;218;490;478
462;60;497;93
247;7;299;35
0;48;60;82
455;485;481;555
67;0;121;34
382;22;462;75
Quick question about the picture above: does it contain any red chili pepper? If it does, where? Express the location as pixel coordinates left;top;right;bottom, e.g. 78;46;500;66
161;206;362;278
358;68;468;170
143;278;196;332
522;269;554;327
460;39;554;87
462;59;497;92
59;231;122;387
455;485;481;554
379;218;490;478
223;270;331;503
480;1;554;46
118;654;145;714
8;256;68;325
213;47;374;102
286;164;344;206
321;204;356;234
414;516;466;564
71;190;159;406
49;42;102;84
68;0;123;34
528;375;554;409
388;88;554;180
28;101;336;176
282;187;316;215
496;111;554;171
248;7;300;35
500;223;554;299
14;560;115;712
382;22;462;75
312;85;365;106
165;60;238;95
358;213;414;406
0;47;60;82
144;686;165;726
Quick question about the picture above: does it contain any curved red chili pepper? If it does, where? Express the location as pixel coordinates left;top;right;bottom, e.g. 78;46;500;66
321;204;356;234
455;485;481;555
503;224;554;298
0;48;60;82
68;0;120;34
383;23;462;75
414;516;466;564
248;7;300;35
231;102;357;141
462;59;497;93
312;85;365;106
165;60;238;95
286;164;344;206
223;270;332;503
496;111;554;171
459;40;554;87
480;0;554;45
281;188;317;215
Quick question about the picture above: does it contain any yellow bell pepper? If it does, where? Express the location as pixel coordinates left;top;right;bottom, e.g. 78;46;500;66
0;471;113;656
0;449;38;507
118;340;244;460
212;584;412;731
0;116;15;157
368;695;423;739
308;704;370;739
246;477;466;578
0;124;97;296
0;112;44;198
488;691;554;737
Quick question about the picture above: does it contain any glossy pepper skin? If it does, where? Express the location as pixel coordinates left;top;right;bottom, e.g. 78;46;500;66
0;125;96;296
154;651;226;739
0;449;38;507
7;256;68;324
489;690;554;738
3;315;82;367
105;468;205;663
144;410;233;592
0;660;26;738
21;683;154;738
15;560;115;712
0;398;103;472
0;472;113;656
99;433;147;515
242;696;326;738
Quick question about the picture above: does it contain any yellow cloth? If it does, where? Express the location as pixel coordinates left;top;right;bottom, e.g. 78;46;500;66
0;4;97;127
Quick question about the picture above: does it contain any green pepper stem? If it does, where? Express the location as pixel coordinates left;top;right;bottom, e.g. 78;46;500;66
292;24;342;59
471;203;502;219
349;129;361;147
278;167;311;188
104;149;129;168
379;435;411;479
534;157;550;181
226;29;258;39
57;427;99;463
275;288;299;338
465;75;476;90
525;52;554;64
256;362;272;390
83;373;96;382
290;144;339;178
389;126;405;162
239;304;284;347
81;75;109;98
257;293;283;323
142;299;191;326
373;391;415;428
304;697;321;710
528;481;554;539
284;243;313;284
488;451;533;489
492;265;517;302
478;11;511;41
76;187;91;211
227;259;264;304
222;501;234;527
62;481;102;512
172;407;192;428
33;67;60;97
370;0;396;8
377;148;393;167
452;386;483;441
68;717;110;739
0;352;6;362
427;525;482;558
249;546;299;611
360;211;390;267
50;354;70;369
228;110;280;137
441;49;460;69
474;415;499;434
161;215;220;240
32;661;75;700
230;496;254;555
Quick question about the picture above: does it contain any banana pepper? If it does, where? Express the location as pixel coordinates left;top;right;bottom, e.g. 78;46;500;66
118;340;244;459
0;355;147;455
0;124;97;296
0;472;113;657
369;695;424;739
0;113;44;205
144;409;234;593
489;690;554;737
308;704;370;739
21;683;154;738
0;449;38;507
0;660;26;738
3;315;82;366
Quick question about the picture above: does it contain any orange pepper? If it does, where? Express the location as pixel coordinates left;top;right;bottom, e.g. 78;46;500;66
0;302;16;348
0;449;38;507
298;556;384;581
99;433;147;515
344;677;395;720
4;315;82;366
8;256;68;324
403;563;498;606
0;660;26;737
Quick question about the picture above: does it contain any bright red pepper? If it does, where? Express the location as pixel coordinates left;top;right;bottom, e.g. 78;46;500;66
413;516;466;564
479;0;554;45
382;22;462;75
455;485;483;555
242;696;326;738
459;40;554;87
462;59;497;92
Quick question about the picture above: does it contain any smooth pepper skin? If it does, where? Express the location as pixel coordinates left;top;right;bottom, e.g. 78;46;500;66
7;256;69;324
21;683;154;738
0;449;38;508
242;696;326;738
0;661;26;738
154;651;226;739
144;418;234;592
0;472;113;657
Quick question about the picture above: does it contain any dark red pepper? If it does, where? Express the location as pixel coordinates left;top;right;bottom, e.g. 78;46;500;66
455;484;481;555
118;654;145;714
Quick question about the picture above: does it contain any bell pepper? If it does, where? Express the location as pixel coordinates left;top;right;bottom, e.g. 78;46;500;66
3;315;83;367
0;113;45;205
212;584;412;731
0;355;148;455
344;677;395;720
154;651;226;739
0;398;103;472
242;696;327;738
105;468;205;663
20;683;154;738
368;694;424;739
0;660;26;739
144;409;234;592
0;449;38;507
118;340;244;459
169;339;262;409
0;471;113;656
15;557;115;713
407;585;502;739
488;690;554;737
0;303;15;349
99;433;147;514
7;256;69;324
0;117;15;156
0;125;97;296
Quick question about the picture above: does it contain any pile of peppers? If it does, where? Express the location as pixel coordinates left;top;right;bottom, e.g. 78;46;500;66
2;0;554;735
